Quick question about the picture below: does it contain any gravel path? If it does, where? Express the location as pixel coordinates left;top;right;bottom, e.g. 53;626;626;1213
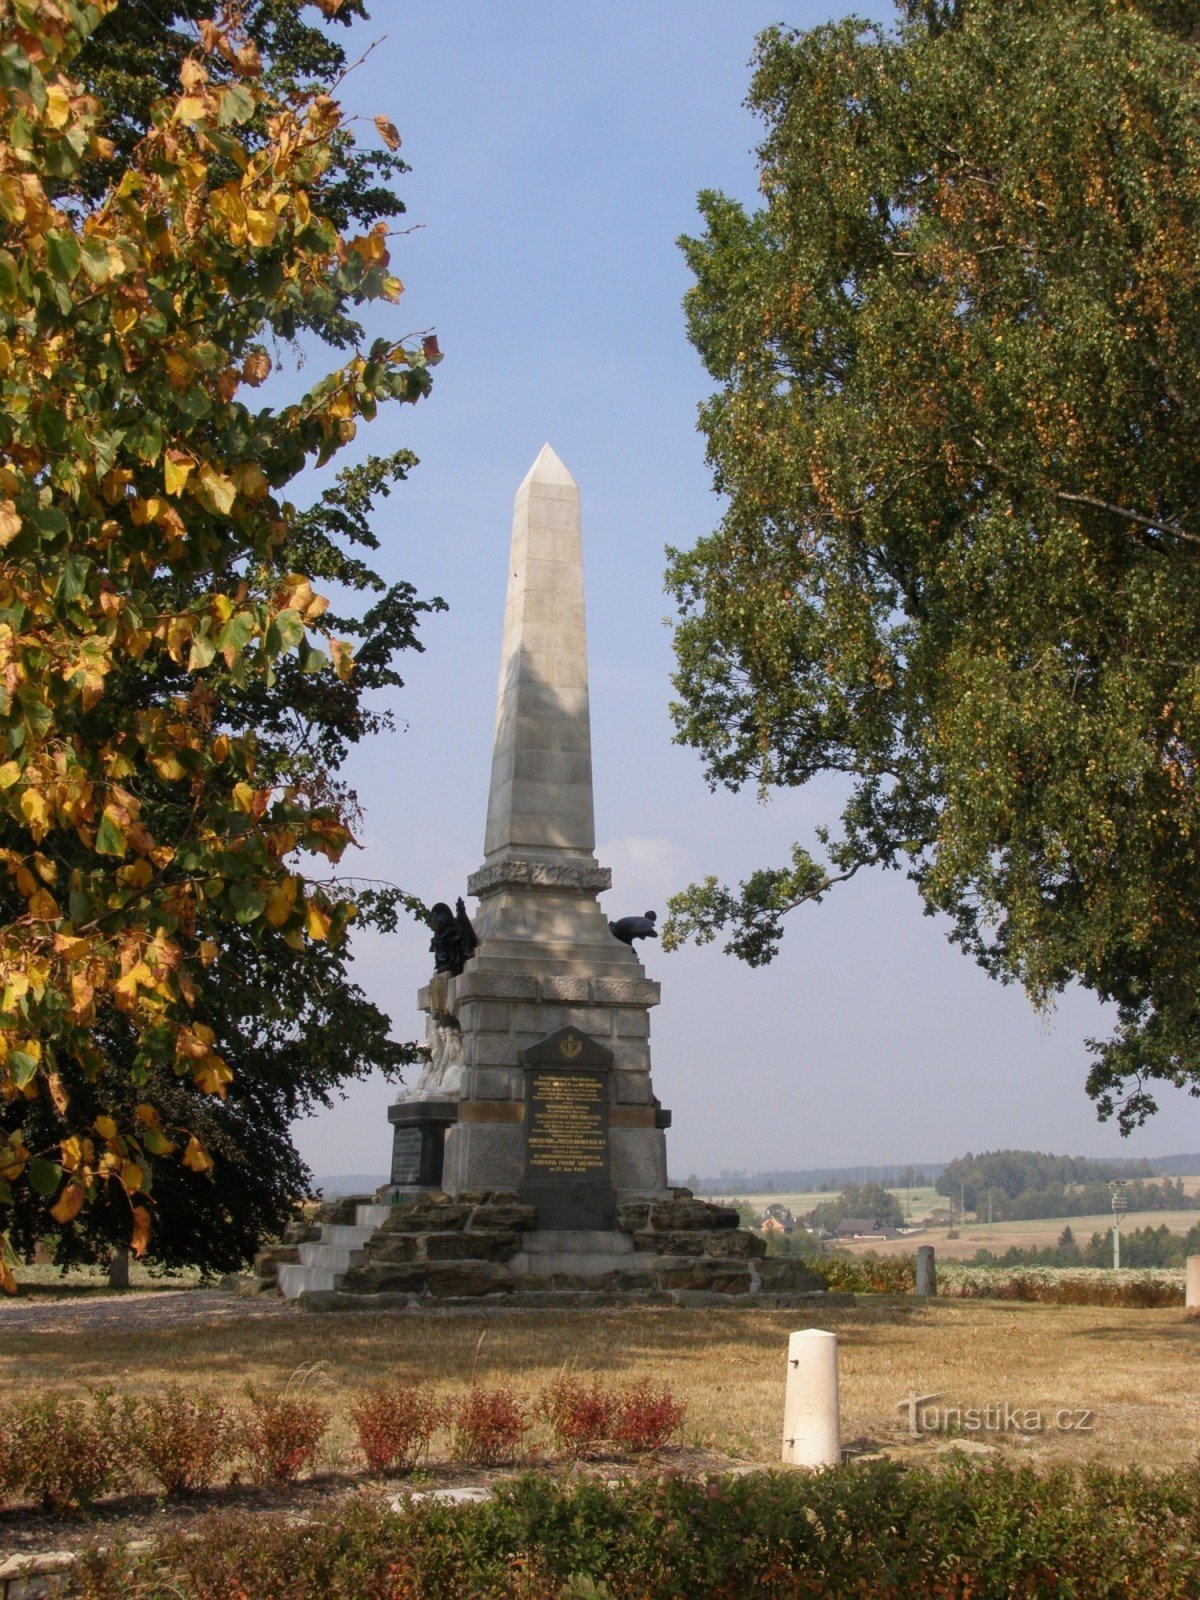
2;1288;294;1335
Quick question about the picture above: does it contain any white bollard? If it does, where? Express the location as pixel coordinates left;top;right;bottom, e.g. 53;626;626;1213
1186;1255;1200;1312
781;1329;840;1468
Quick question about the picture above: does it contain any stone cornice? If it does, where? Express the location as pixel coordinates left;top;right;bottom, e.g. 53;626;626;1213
468;857;612;897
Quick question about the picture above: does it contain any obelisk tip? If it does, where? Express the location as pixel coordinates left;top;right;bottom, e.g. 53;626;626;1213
520;442;577;489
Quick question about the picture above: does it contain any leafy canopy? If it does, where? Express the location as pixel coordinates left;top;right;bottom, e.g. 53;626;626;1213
667;0;1200;1132
0;0;437;1285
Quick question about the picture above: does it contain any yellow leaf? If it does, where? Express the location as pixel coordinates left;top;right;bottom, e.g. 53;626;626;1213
212;734;230;762
164;450;195;496
174;95;210;124
131;1205;152;1257
0;1257;15;1294
60;1135;83;1171
194;464;237;516
44;85;72;129
193;1057;232;1097
373;114;402;151
0;500;21;547
265;875;298;927
198;938;219;966
246;209;278;247
27;888;57;919
330;639;353;681
19;788;50;841
48;1071;68;1114
112;306;137;335
305;899;332;941
94;1114;118;1141
50;1182;85;1224
181;1135;214;1172
120;1160;144;1195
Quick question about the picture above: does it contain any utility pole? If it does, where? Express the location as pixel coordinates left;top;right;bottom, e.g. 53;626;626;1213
1111;1181;1128;1269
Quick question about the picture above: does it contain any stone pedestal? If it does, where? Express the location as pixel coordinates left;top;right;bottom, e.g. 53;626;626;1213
388;1099;458;1191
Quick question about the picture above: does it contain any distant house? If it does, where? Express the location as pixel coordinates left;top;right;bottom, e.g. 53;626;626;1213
835;1217;899;1240
764;1203;795;1227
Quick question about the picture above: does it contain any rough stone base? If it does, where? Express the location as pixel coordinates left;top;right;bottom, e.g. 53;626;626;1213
304;1187;826;1304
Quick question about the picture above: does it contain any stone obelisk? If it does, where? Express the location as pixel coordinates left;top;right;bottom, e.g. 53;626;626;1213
435;445;669;1215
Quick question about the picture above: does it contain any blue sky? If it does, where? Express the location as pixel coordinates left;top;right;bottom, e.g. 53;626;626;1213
288;0;1200;1182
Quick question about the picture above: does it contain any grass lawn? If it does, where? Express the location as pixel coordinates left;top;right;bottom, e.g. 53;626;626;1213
4;1295;1197;1475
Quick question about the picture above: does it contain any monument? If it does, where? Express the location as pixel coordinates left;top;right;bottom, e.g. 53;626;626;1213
274;448;822;1303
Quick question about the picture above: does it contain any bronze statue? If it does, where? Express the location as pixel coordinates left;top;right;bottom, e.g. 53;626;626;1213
609;909;657;946
430;897;479;975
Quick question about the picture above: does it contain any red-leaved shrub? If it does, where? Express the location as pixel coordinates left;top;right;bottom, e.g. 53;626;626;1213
350;1382;441;1475
240;1389;329;1485
609;1383;685;1453
449;1386;530;1466
540;1377;617;1459
11;1391;122;1511
123;1386;232;1497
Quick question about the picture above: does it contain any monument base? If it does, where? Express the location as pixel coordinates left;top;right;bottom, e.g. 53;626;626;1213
272;1188;829;1306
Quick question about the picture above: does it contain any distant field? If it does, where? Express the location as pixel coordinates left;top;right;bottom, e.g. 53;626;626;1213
702;1186;943;1220
839;1207;1200;1260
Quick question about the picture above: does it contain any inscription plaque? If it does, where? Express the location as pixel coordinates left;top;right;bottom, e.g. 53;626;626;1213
520;1027;616;1229
390;1126;422;1187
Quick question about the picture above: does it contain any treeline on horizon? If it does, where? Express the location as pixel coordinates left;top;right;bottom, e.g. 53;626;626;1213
690;1151;1200;1195
935;1151;1200;1220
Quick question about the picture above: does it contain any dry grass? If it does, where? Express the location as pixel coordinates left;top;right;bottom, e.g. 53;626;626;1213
3;1296;1197;1474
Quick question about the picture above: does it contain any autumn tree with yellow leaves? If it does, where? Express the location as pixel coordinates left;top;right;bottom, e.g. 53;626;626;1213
0;0;439;1286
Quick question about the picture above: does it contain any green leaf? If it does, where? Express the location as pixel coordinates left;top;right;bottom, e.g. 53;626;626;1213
188;633;216;671
46;230;81;282
79;237;112;284
95;812;127;858
54;553;91;604
216;611;256;654
8;1050;38;1088
28;1157;62;1197
229;881;266;924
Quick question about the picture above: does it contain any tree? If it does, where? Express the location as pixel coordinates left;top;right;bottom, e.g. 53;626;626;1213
809;1181;904;1232
666;0;1200;1133
0;1;438;1286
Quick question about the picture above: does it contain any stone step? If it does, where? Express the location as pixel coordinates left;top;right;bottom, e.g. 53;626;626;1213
278;1262;341;1297
322;1223;378;1247
508;1248;643;1273
521;1230;634;1256
298;1242;366;1272
356;1203;392;1229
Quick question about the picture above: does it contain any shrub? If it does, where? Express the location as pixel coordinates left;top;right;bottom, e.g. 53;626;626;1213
941;1268;1185;1307
609;1383;685;1454
540;1377;617;1459
122;1387;232;1498
449;1386;530;1466
239;1389;329;1486
11;1391;121;1512
349;1382;441;1475
65;1462;1200;1598
0;1418;20;1511
807;1253;916;1294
